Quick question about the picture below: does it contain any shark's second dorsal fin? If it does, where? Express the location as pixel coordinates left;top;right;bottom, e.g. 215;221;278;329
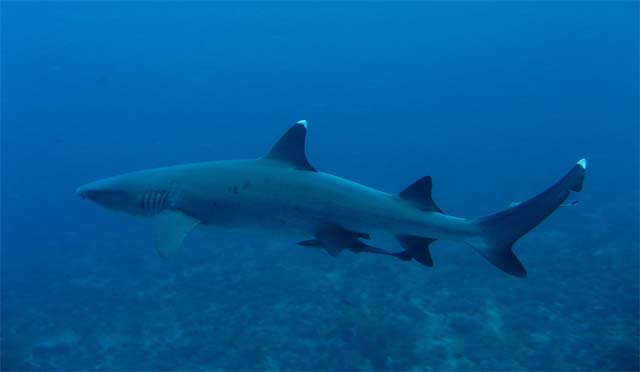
398;176;442;213
265;120;316;172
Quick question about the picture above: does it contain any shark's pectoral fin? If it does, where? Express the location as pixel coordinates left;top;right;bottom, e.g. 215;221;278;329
396;234;437;267
264;120;316;172
155;210;200;258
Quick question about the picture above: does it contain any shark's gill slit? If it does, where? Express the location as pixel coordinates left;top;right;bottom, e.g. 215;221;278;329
157;192;163;211
144;192;153;213
160;191;168;209
153;192;160;212
153;192;159;212
158;191;165;210
146;191;167;213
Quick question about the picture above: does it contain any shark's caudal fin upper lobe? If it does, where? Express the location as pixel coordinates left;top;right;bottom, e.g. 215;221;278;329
467;159;587;277
396;159;586;277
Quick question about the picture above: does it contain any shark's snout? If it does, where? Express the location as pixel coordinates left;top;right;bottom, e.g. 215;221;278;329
76;185;94;198
77;175;170;216
77;183;136;214
76;188;102;200
76;180;108;200
76;179;130;208
77;183;112;202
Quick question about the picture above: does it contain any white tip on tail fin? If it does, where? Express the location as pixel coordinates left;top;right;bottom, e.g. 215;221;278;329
296;119;308;128
577;158;587;169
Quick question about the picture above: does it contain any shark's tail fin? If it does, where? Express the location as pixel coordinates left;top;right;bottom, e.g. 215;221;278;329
466;159;587;277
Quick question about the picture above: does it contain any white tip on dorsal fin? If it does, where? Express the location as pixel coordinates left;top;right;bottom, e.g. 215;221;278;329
264;121;316;172
577;158;587;169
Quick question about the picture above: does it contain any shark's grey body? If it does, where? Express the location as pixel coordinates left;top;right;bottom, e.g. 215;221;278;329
138;160;467;237
78;120;587;277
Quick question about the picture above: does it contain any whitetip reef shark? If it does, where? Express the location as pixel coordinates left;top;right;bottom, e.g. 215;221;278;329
77;120;586;277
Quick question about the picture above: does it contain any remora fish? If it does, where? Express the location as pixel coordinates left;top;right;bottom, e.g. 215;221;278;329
77;120;586;277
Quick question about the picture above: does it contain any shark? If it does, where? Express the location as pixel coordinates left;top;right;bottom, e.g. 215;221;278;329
77;120;586;277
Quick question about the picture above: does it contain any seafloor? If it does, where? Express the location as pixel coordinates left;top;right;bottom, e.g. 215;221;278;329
2;203;638;371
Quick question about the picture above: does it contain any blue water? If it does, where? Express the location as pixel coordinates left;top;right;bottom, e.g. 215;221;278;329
2;2;638;370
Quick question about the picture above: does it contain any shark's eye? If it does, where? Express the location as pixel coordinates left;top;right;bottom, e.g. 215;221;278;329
140;191;169;214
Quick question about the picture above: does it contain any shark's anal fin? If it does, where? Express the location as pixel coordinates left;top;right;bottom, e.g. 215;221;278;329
265;120;316;172
396;234;437;267
398;176;442;213
155;210;200;258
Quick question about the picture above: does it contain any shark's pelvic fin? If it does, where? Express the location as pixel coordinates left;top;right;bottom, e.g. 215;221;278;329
297;238;343;256
398;176;442;213
297;223;407;261
265;120;316;172
297;239;323;247
297;223;353;256
155;210;200;258
396;234;436;266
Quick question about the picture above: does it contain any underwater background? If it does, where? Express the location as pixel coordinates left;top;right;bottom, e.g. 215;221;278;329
2;2;638;371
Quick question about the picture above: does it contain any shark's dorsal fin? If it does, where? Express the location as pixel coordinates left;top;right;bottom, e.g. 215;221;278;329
398;176;442;213
155;210;200;258
265;120;316;172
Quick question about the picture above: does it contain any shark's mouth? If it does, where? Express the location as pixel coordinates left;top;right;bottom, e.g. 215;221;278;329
78;189;132;211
